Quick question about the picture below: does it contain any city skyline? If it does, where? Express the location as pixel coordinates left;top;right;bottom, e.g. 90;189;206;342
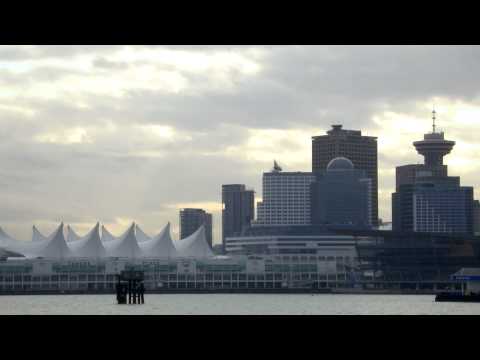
1;45;480;244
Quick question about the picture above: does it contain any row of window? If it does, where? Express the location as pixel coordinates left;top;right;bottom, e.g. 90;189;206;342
0;273;348;284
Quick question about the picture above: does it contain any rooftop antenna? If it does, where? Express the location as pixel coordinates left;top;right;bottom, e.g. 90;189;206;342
273;160;282;172
432;105;436;133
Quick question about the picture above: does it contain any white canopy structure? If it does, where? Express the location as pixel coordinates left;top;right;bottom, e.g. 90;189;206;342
67;223;106;258
138;223;177;258
103;223;141;258
174;225;214;258
135;224;152;242
66;225;82;242
32;226;48;242
0;227;16;243
101;225;117;242
0;223;72;259
0;221;214;259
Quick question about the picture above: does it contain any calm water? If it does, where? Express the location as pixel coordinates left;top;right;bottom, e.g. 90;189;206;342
1;294;480;315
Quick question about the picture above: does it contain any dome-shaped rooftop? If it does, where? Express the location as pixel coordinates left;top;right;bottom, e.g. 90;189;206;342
327;157;354;171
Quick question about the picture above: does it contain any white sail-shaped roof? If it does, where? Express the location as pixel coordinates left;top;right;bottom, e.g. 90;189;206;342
32;226;48;242
67;223;106;258
135;224;152;242
103;223;141;258
0;227;17;243
174;225;214;258
139;223;177;258
101;225;117;242
3;223;72;259
66;225;82;242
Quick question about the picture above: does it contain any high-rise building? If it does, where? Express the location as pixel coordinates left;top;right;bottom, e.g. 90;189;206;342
312;125;378;226
310;157;372;227
256;164;315;226
392;110;474;235
473;200;480;235
411;177;473;233
222;184;255;251
180;208;213;247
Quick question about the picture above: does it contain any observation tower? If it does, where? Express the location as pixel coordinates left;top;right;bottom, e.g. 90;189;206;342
413;109;455;167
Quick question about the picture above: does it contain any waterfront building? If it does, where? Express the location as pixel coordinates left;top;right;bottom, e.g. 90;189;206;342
180;208;213;247
222;184;255;250
0;222;213;259
334;227;480;288
255;163;315;226
0;223;359;293
392;111;474;234
310;157;372;227
312;125;378;226
225;224;358;261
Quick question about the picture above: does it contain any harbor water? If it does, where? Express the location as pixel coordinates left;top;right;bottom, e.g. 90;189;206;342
1;294;479;315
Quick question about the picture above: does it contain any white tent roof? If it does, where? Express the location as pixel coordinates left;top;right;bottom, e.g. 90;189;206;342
139;223;177;258
103;223;141;258
0;227;17;243
32;226;48;242
3;223;72;259
66;225;82;242
174;225;214;258
67;223;106;258
135;224;152;242
101;225;117;242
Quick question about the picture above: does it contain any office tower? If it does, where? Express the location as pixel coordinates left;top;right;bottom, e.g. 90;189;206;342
222;184;255;250
256;163;316;225
312;125;378;226
412;177;473;233
180;208;213;247
392;110;473;234
474;200;480;235
310;157;372;227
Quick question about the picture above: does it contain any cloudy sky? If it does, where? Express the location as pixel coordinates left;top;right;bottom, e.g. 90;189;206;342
1;45;480;242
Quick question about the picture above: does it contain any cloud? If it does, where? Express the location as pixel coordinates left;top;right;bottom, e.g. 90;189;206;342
1;45;480;241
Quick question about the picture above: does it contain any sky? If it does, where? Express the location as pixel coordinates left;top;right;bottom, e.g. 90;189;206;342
1;45;480;243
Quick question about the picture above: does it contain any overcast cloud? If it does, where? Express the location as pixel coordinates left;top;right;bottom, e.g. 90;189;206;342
1;45;480;242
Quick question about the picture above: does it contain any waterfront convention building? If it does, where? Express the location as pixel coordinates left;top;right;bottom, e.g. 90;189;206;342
0;222;359;293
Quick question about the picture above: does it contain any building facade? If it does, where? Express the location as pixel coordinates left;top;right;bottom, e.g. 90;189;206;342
311;157;372;227
474;200;480;235
412;178;473;234
222;184;255;251
256;168;316;226
392;112;474;235
312;125;378;226
180;208;213;247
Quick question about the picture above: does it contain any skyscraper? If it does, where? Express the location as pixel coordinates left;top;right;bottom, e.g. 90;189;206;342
310;157;372;227
392;110;474;234
312;125;378;226
256;163;315;226
180;208;213;247
222;184;254;251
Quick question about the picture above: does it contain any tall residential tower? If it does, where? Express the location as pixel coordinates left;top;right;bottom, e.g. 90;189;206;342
256;163;315;226
179;208;213;247
222;184;255;251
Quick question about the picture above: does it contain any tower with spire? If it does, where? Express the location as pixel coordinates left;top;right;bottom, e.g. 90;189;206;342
412;108;456;168
392;108;474;234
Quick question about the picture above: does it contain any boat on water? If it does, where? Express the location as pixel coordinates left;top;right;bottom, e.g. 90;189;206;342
435;268;480;302
435;292;480;302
